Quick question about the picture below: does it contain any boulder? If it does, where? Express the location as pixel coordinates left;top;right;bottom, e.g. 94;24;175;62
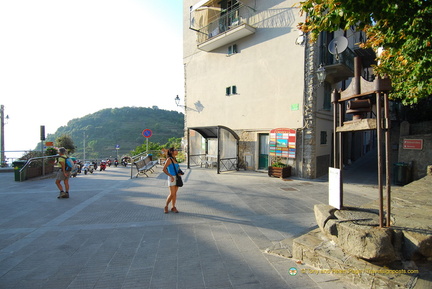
335;222;397;262
314;205;398;262
314;204;337;233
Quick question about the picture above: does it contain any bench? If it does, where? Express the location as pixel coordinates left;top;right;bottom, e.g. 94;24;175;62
134;156;158;177
200;155;217;168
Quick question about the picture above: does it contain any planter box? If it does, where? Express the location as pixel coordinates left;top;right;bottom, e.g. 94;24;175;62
268;166;291;178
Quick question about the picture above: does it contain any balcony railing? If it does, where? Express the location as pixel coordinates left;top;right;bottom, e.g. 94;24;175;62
323;47;356;83
194;3;256;49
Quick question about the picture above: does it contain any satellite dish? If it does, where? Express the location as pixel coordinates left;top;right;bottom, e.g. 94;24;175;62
328;36;348;60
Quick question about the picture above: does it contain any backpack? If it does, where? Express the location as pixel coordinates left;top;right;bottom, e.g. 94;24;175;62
61;156;74;172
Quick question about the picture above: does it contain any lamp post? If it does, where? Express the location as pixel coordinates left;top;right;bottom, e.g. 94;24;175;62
1;105;9;167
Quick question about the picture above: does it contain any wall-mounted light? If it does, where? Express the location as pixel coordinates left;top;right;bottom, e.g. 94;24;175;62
316;64;327;84
175;95;181;107
175;95;204;113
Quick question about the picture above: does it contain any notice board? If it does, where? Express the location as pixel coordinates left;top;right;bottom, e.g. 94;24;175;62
269;128;296;158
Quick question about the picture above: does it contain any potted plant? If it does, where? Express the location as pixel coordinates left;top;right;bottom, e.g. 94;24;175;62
268;161;291;178
45;147;58;165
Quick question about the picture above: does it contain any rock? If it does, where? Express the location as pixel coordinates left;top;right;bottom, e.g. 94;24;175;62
335;222;397;262
314;204;337;233
402;230;432;259
333;207;380;226
314;206;398;262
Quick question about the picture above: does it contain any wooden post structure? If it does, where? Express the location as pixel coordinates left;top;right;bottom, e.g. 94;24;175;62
334;56;392;228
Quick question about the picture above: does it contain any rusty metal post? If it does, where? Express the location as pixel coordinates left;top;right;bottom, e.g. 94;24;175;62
338;97;344;208
376;92;384;228
384;92;391;227
332;89;340;168
354;57;361;94
332;89;343;207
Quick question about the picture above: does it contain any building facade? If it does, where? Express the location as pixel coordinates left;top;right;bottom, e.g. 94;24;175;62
183;0;367;178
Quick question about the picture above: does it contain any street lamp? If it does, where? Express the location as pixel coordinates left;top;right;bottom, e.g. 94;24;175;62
175;95;204;112
175;95;181;107
1;105;9;167
316;63;327;84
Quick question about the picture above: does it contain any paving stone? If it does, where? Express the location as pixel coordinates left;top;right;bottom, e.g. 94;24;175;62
1;166;427;289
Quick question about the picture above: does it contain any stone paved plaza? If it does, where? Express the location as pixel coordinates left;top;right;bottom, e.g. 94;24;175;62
0;163;388;289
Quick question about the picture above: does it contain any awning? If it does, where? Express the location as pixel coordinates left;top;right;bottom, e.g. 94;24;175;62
191;0;214;12
190;0;248;12
189;126;239;140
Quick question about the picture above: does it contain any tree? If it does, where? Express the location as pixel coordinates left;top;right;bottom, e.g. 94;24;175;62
163;137;182;149
131;141;163;156
55;135;76;154
297;0;432;105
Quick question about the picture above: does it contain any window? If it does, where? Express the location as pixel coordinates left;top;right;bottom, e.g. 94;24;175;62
320;131;327;145
323;82;331;110
226;85;237;95
232;85;237;94
227;44;238;56
319;31;335;65
226;87;231;96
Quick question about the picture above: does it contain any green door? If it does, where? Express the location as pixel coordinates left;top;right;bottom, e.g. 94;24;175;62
258;134;269;169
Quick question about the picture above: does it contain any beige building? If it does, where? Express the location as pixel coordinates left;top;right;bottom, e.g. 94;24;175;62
183;0;367;178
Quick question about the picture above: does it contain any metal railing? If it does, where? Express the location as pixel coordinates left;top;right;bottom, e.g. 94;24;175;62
188;154;238;173
323;46;355;71
337;47;355;71
196;3;255;44
188;154;207;167
18;154;60;181
220;157;238;172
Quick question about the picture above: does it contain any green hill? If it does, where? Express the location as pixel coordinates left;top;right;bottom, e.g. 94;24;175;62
45;107;184;159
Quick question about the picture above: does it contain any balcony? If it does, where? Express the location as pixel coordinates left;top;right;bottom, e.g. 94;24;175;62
323;47;356;83
190;2;256;52
198;23;255;52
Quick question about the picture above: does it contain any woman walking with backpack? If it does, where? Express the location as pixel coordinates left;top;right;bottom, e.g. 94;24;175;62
55;147;70;199
162;147;184;213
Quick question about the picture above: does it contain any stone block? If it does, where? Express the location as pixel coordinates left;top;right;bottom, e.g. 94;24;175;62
335;222;397;262
292;228;415;288
323;218;338;242
313;204;337;233
292;228;323;262
402;230;432;259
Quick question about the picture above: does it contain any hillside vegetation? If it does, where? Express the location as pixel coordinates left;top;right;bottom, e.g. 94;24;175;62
45;107;184;159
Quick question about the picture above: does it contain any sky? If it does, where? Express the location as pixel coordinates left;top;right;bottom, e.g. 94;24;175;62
0;0;184;160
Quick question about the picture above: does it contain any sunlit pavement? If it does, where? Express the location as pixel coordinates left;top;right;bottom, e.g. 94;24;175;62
0;165;375;289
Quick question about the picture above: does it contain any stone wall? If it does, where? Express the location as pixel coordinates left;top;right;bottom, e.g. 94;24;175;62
398;133;432;180
398;121;432;180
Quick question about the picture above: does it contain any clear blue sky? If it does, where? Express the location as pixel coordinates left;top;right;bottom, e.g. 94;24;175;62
0;0;184;159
